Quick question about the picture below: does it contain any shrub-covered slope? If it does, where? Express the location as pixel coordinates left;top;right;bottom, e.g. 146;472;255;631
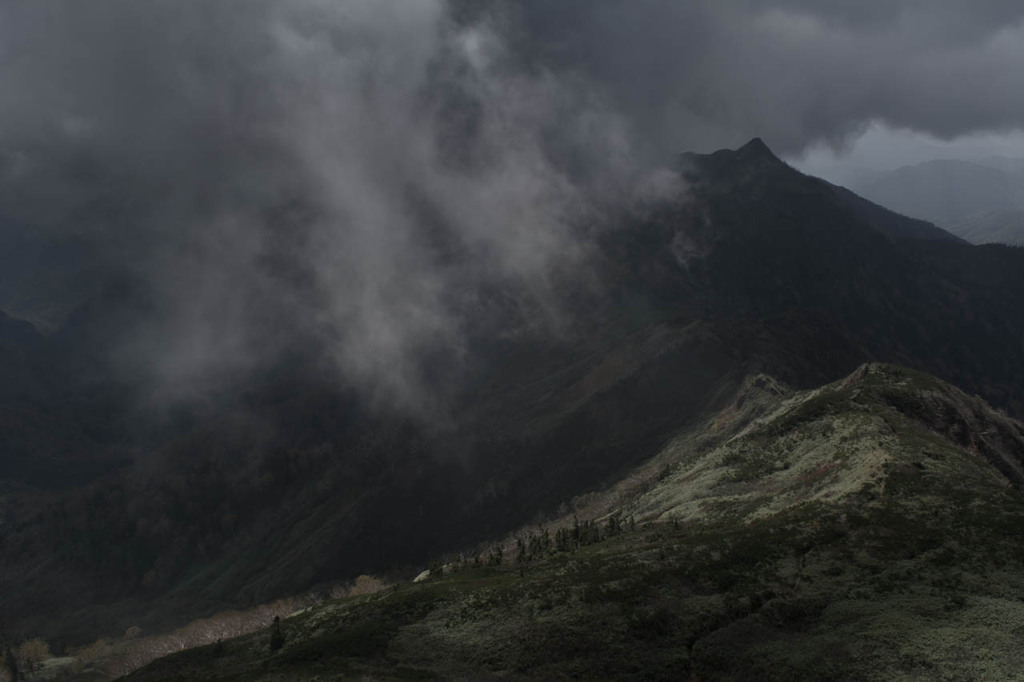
8;137;1024;646
122;364;1024;682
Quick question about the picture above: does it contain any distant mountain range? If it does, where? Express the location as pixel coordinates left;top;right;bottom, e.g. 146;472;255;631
4;138;1024;676
853;158;1024;246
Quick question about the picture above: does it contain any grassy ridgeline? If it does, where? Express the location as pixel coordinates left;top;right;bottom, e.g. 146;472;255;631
122;365;1024;681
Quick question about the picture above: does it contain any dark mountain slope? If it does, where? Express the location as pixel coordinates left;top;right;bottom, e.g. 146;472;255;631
0;311;129;489
0;227;101;332
120;364;1024;682
829;182;964;243
0;310;51;402
5;138;1024;649
0;316;792;642
622;139;1024;413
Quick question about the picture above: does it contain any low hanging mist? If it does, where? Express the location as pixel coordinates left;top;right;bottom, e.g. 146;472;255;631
0;1;641;411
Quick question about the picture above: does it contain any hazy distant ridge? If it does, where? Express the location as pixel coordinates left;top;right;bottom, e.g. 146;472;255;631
853;158;1024;246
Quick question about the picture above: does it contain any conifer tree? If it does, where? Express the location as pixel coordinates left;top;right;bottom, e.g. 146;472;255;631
269;616;285;652
3;646;18;682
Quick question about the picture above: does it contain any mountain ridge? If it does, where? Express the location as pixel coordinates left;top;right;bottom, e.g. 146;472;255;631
5;137;1024;658
111;363;1024;682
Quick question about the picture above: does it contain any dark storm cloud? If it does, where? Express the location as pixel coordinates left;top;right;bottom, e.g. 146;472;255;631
0;1;669;410
500;0;1024;155
3;0;1023;409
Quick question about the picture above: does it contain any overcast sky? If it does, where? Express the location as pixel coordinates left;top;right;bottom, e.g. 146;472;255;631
791;124;1024;186
493;0;1024;170
2;0;1024;407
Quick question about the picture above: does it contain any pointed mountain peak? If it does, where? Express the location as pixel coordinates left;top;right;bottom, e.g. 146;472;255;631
676;136;788;180
735;137;780;162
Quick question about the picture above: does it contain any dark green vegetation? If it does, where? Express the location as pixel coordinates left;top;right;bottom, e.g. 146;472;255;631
124;365;1024;681
5;138;1024;651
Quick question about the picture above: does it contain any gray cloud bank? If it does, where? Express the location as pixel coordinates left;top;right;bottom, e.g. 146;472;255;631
497;0;1024;156
0;1;650;409
2;0;1024;409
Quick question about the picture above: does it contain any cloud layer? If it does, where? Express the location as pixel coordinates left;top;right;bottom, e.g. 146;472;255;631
500;0;1024;156
0;1;644;409
3;0;1024;409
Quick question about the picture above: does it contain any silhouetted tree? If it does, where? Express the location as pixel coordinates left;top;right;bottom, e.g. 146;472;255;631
269;617;284;652
3;646;18;682
515;536;528;564
555;528;572;553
